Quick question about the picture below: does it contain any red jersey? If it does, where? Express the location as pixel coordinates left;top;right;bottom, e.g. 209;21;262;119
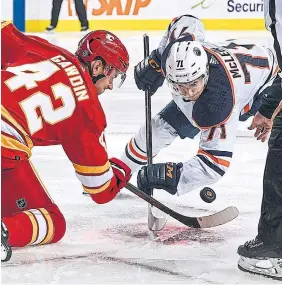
1;22;116;203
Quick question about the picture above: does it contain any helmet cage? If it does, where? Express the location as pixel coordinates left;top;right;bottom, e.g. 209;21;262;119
167;65;209;98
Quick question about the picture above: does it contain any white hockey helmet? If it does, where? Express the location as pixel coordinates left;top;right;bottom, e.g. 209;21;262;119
164;40;209;95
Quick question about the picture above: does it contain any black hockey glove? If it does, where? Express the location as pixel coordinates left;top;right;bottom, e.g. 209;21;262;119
137;162;183;195
134;49;165;96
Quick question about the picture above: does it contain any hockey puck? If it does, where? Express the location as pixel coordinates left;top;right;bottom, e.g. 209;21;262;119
200;187;216;203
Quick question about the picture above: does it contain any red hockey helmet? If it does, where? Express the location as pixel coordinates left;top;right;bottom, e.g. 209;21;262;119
76;30;129;87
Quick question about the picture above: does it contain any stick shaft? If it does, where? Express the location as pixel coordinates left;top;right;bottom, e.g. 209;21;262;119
143;34;153;166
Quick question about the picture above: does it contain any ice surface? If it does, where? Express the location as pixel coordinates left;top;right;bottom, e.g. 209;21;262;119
2;30;278;284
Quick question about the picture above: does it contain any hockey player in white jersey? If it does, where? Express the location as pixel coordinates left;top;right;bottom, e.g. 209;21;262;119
121;15;279;197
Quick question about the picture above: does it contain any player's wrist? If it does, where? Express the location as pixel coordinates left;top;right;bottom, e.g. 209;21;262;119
258;106;274;120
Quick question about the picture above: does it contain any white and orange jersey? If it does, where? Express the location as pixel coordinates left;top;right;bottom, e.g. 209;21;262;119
158;15;206;54
120;15;279;195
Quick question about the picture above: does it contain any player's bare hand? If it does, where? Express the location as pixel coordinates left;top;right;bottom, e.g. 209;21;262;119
248;112;272;142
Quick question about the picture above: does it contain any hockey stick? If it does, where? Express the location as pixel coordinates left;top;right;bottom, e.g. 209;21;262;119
143;34;168;231
126;183;239;228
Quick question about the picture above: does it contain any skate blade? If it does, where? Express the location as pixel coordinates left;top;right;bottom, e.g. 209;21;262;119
238;256;282;281
1;242;12;262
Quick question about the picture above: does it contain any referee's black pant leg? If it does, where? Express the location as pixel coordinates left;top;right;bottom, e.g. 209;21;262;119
50;0;64;27
74;0;89;28
258;111;282;247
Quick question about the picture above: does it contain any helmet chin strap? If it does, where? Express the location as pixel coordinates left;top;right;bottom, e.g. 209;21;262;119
91;73;105;84
86;62;106;84
81;56;107;85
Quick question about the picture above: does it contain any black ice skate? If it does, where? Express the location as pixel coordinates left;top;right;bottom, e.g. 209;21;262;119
80;26;89;32
1;221;12;262
45;25;55;32
237;237;282;280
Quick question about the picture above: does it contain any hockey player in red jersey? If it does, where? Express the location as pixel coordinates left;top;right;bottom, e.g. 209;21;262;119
1;22;131;261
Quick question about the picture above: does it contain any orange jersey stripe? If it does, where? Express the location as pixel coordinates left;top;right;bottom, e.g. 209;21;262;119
83;179;112;195
198;149;230;168
73;161;111;175
273;65;280;76
23;211;39;246
244;104;251;113
1;21;11;29
129;139;147;161
1;106;33;149
38;208;55;245
1;133;32;157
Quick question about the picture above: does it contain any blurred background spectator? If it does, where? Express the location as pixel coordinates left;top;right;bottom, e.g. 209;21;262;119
46;0;88;32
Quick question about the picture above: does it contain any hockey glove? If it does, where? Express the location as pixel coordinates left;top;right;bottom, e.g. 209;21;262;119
110;157;131;190
134;49;165;95
91;158;131;204
137;162;182;195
